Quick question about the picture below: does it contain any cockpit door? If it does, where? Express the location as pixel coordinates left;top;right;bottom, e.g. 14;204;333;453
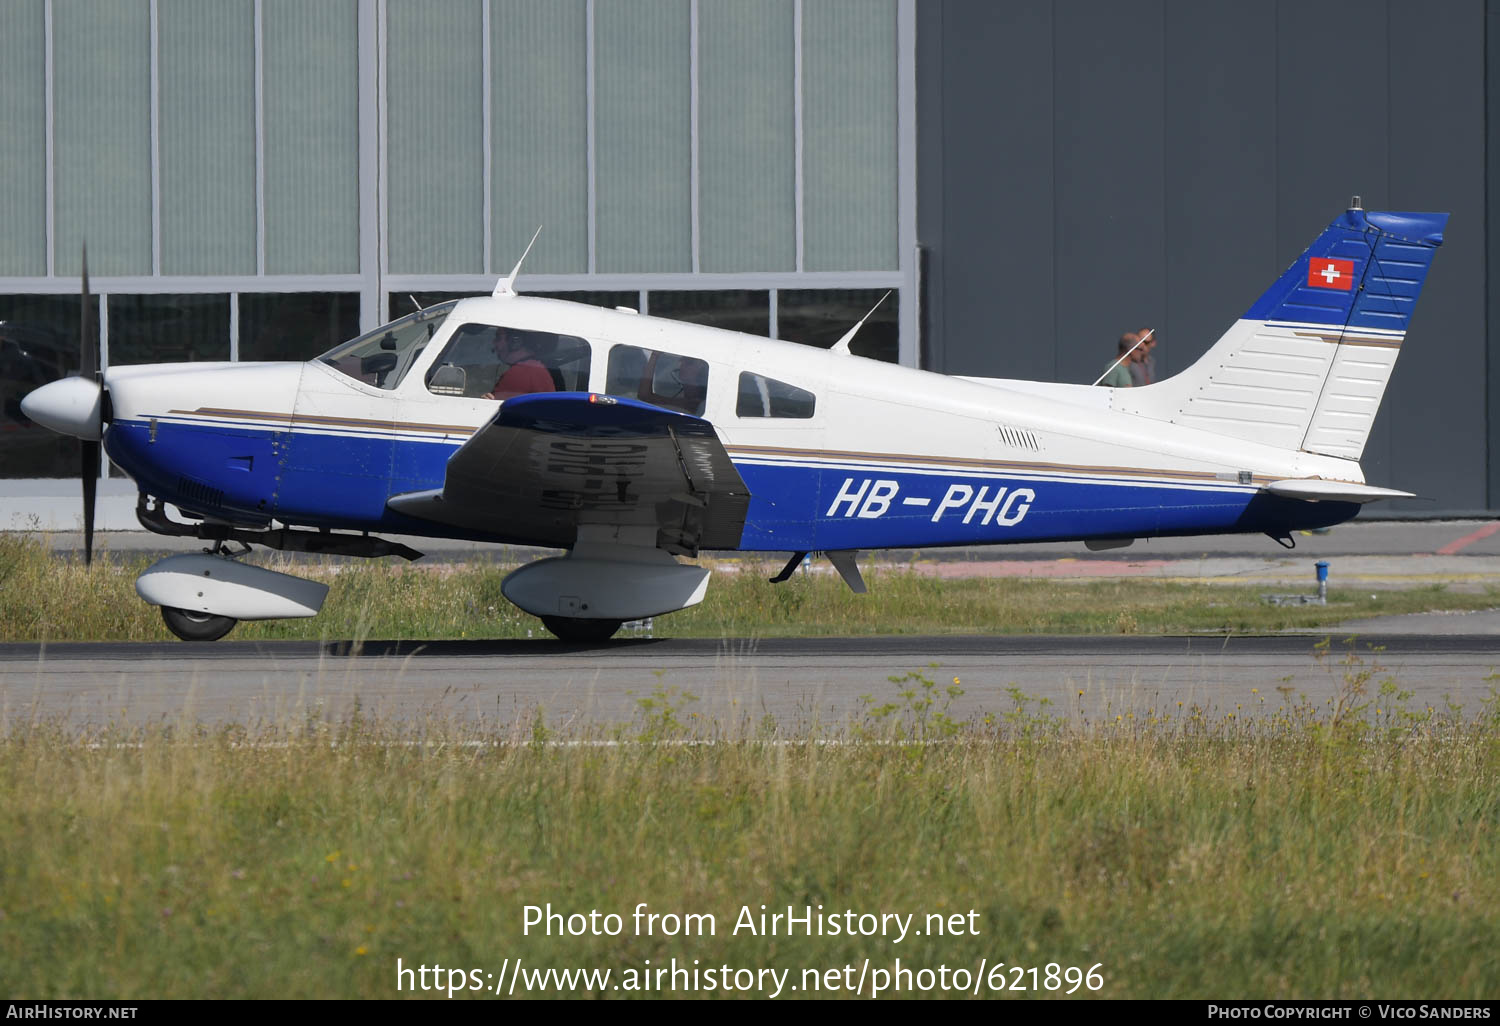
276;361;400;527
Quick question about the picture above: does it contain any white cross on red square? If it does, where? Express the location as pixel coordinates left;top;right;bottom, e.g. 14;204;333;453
1306;257;1355;290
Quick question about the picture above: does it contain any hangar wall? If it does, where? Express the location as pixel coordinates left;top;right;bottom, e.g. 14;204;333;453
917;0;1491;515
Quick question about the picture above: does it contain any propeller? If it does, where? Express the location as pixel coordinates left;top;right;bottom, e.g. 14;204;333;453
79;246;98;567
16;246;110;566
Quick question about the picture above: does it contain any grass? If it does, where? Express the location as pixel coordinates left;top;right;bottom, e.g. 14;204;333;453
0;534;1494;642
1;671;1497;999
4;535;1498;998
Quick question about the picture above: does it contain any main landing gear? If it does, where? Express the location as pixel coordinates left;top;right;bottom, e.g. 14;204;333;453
160;606;239;642
540;616;624;643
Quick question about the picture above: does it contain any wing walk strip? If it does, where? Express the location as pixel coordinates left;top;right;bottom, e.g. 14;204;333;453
149;407;1365;496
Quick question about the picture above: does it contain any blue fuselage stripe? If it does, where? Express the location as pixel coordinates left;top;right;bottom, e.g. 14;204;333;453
105;419;1356;548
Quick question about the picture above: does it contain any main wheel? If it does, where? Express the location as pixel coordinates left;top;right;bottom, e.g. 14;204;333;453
161;606;238;642
540;616;623;643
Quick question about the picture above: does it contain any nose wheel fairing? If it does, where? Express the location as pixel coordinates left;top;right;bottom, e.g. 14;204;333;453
135;553;329;621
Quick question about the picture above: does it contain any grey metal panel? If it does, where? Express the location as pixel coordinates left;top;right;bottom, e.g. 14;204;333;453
157;0;256;276
1052;0;1165;387
928;0;1054;379
594;0;693;273
914;0;942;366
699;0;797;273
386;0;485;274
0;0;46;276
1384;0;1485;510
801;0;898;272
53;0;153;276
1273;3;1389;267
491;0;589;275
1162;2;1276;380
1490;0;1500;510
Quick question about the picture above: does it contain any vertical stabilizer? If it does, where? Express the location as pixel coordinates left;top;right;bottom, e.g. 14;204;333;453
1112;205;1446;462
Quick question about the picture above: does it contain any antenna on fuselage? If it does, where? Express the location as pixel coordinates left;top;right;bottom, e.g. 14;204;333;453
494;225;543;298
829;290;892;356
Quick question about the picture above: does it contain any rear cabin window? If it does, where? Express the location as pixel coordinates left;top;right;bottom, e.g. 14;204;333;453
425;323;590;400
605;345;709;416
736;372;816;419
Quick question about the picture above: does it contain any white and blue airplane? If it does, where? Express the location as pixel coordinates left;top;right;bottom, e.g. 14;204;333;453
20;200;1444;642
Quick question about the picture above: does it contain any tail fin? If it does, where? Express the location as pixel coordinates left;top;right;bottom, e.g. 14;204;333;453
1113;203;1446;461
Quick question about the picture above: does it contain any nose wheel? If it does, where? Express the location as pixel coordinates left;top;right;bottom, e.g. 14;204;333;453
160;606;238;642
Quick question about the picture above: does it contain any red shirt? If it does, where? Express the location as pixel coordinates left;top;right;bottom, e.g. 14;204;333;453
490;359;554;399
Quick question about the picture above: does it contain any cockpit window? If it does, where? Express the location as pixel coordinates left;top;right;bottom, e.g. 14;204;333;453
736;371;816;418
317;301;460;390
425;324;591;399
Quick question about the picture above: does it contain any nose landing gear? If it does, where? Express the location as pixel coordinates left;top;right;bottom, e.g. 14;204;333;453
160;605;238;642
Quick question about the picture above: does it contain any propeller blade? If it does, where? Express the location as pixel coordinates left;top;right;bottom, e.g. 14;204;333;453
79;245;96;380
79;244;100;568
81;439;99;568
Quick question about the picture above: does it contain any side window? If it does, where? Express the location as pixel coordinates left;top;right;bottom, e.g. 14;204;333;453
736;372;816;419
425;324;590;400
606;344;710;416
605;345;649;400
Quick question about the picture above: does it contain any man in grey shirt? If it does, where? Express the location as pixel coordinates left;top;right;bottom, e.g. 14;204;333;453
1098;333;1137;388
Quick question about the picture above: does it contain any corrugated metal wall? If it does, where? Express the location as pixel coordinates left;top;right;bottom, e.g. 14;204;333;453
918;0;1489;514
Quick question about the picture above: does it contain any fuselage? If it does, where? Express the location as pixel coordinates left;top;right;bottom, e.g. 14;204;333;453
102;295;1360;551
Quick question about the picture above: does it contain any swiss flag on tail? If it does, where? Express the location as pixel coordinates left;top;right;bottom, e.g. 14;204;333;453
1306;257;1355;290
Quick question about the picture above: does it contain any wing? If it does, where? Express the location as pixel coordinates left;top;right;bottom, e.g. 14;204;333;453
387;392;750;553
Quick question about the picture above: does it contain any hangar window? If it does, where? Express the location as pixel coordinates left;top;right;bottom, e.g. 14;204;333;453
425;323;590;399
606;345;709;416
736;372;815;419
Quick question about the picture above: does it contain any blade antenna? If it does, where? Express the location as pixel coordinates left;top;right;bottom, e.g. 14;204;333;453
494;225;543;297
829;291;892;355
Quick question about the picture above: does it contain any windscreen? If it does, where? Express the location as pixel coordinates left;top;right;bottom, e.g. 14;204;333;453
317;301;460;390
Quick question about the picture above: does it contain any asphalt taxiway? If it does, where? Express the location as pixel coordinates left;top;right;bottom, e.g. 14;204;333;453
4;634;1498;730
6;520;1499;729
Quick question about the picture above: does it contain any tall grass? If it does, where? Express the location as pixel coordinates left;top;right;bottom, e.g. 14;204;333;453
1;681;1497;998
0;535;1493;642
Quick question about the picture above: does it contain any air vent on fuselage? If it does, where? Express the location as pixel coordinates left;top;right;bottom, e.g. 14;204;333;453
176;476;225;511
996;424;1041;452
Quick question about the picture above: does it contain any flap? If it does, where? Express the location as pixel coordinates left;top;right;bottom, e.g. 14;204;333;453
387;392;750;553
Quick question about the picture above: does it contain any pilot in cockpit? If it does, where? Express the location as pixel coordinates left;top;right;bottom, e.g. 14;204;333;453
482;329;557;401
